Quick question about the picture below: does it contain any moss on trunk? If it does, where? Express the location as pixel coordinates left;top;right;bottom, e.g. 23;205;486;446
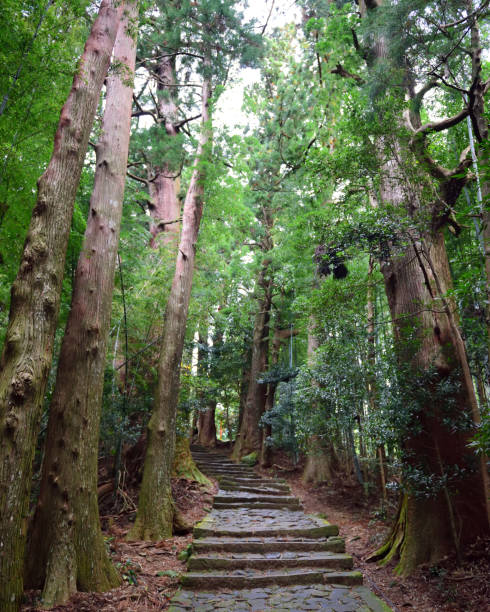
172;436;210;486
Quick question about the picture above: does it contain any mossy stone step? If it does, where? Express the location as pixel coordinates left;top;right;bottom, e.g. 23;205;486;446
181;568;363;589
193;523;339;539
188;552;354;571
192;537;346;554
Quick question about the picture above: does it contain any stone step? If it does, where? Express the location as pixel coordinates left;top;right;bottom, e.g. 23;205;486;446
181;568;363;589
219;484;291;495
214;494;299;504
198;467;256;475
188;551;353;572
219;477;288;486
214;501;302;510
193;537;346;554
194;523;339;539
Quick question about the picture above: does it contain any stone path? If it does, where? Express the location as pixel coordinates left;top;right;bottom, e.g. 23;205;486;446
169;448;392;611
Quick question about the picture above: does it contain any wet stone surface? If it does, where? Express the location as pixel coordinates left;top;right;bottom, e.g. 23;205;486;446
169;448;392;611
168;584;378;611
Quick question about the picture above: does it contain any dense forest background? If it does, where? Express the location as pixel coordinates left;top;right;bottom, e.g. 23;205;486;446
0;0;488;610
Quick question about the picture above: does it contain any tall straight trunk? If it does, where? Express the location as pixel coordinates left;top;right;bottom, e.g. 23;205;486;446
128;72;212;541
232;264;272;460
260;326;297;467
196;328;217;447
149;54;181;248
237;344;251;433
0;3;121;609
24;6;137;605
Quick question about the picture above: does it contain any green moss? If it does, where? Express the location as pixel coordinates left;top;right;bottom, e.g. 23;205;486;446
172;437;211;486
240;451;258;466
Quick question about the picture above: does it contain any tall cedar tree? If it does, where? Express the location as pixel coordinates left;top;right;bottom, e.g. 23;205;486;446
353;0;489;573
0;2;122;609
24;3;138;606
129;64;212;540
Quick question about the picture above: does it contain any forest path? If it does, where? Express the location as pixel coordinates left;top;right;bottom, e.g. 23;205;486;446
168;447;391;611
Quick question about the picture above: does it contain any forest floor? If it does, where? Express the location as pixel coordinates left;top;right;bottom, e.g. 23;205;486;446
22;478;219;612
259;452;490;612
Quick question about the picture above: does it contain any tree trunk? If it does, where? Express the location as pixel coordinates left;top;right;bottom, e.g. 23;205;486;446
0;3;122;609
260;326;296;467
128;72;212;541
366;256;387;502
376;230;489;573
358;0;489;573
149;54;181;249
196;328;217;447
232;264;272;460
198;400;217;448
24;6;137;605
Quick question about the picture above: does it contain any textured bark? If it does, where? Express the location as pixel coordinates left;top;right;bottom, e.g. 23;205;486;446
129;72;212;541
232;264;272;460
379;221;489;573
24;6;137;605
198;402;217;448
0;3;122;610
149;54;181;249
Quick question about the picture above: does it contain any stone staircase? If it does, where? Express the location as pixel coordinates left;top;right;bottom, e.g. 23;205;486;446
169;447;392;611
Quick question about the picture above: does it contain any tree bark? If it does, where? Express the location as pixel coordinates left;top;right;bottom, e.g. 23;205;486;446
0;3;122;609
128;70;212;541
377;226;489;573
196;329;217;447
24;5;137;605
232;263;272;460
149;53;181;248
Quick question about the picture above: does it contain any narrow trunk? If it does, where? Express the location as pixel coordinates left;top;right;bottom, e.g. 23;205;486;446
232;265;272;460
149;54;181;248
0;3;122;609
24;7;137;605
260;327;296;467
366;256;387;502
128;73;212;541
196;328;217;447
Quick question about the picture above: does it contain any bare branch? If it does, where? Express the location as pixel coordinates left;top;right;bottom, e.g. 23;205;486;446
127;171;149;185
330;63;365;85
174;113;201;130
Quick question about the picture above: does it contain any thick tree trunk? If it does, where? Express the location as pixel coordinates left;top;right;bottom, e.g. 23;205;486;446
24;6;137;605
232;264;272;460
0;3;122;609
149;54;181;248
128;73;212;541
198;401;217;448
376;230;489;573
